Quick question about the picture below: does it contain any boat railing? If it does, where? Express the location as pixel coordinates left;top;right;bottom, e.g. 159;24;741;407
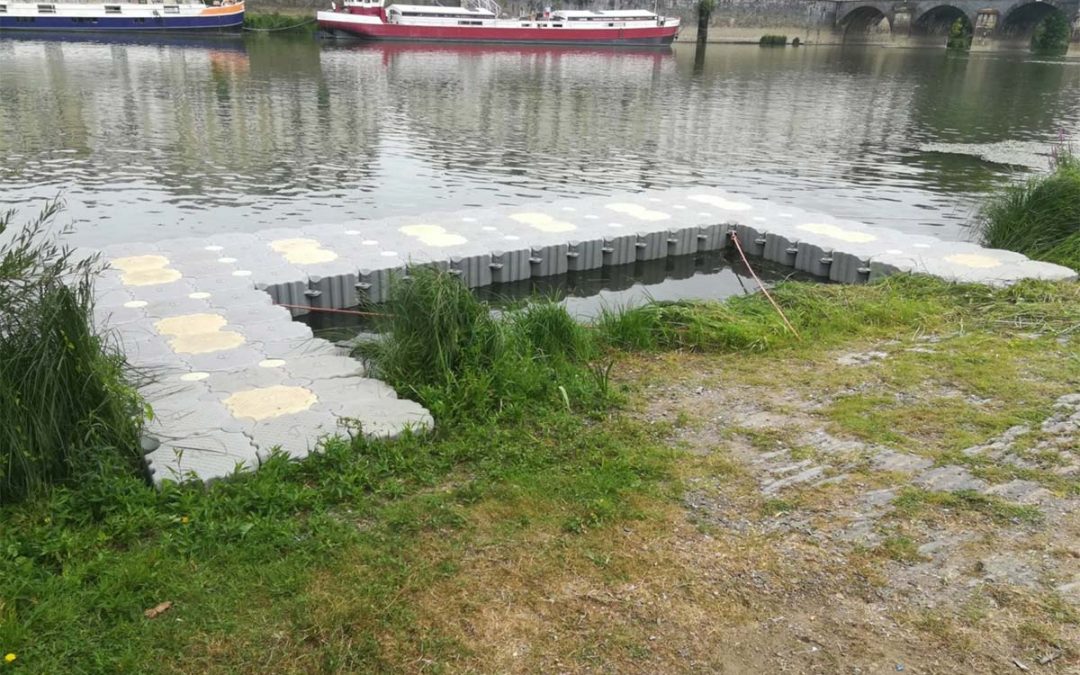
463;0;500;18
18;0;238;5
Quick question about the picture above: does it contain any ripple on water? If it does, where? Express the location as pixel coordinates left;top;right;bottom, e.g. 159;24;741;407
1;41;1078;245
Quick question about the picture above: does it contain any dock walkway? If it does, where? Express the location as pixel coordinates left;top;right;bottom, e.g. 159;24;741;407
89;187;1076;484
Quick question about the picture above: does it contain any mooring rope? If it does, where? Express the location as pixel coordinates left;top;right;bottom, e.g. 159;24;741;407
728;231;802;340
242;18;317;32
274;302;390;318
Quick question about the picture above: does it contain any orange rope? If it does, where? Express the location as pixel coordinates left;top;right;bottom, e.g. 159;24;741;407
728;232;801;340
275;303;391;318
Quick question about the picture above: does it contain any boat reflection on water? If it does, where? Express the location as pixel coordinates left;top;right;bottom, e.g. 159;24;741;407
0;29;247;51
321;38;676;67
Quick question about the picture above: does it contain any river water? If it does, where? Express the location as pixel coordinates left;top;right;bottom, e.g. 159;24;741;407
2;35;1079;247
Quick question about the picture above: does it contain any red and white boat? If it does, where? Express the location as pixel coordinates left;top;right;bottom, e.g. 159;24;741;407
317;0;679;46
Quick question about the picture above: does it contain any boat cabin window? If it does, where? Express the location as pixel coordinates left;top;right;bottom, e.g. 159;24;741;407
400;11;481;17
0;5;7;12
104;4;121;11
457;19;482;25
559;13;654;21
37;4;56;12
164;4;179;12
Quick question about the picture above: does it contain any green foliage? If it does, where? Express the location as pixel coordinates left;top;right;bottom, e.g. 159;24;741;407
0;203;144;504
3;270;1080;669
595;275;955;353
242;12;317;34
759;34;788;46
1030;11;1071;55
977;143;1080;272
354;268;608;425
0;390;669;671
697;0;716;18
946;18;971;51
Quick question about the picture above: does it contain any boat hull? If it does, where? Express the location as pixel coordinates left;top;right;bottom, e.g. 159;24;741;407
0;5;243;31
317;13;677;46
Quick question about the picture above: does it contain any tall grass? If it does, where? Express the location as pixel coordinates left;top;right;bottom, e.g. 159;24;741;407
0;203;144;504
353;268;609;425
357;270;1003;426
595;275;954;352
977;140;1080;272
759;35;787;46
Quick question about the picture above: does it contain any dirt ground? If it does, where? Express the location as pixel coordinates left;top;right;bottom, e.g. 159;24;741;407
407;329;1078;674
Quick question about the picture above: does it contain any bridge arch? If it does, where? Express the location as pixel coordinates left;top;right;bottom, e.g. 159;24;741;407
999;1;1070;38
914;5;975;37
839;5;893;42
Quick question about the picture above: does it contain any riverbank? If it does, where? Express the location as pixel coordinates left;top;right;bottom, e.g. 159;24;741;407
2;274;1078;671
248;0;1080;53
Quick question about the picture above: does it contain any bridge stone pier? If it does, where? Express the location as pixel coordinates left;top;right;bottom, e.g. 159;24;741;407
835;0;1080;50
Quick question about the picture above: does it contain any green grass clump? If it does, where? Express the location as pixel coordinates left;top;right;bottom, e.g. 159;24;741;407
759;34;787;46
242;12;316;34
595;274;954;353
0;203;144;504
894;488;1044;524
977;145;1080;272
354;268;609;425
879;534;925;563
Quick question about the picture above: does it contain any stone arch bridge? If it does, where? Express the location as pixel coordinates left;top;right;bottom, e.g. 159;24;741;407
835;0;1080;47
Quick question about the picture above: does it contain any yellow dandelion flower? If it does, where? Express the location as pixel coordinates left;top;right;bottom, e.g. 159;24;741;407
180;516;190;524
4;653;16;664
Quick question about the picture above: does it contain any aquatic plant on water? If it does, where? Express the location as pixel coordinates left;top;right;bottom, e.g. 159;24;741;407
759;35;787;46
0;202;145;503
977;136;1080;272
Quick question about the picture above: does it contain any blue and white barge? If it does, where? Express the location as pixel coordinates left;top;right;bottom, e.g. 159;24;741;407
0;0;243;32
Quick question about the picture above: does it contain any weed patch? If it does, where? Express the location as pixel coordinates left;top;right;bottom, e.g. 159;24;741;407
894;488;1044;524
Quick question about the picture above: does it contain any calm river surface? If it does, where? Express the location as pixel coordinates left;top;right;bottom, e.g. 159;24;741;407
2;35;1079;247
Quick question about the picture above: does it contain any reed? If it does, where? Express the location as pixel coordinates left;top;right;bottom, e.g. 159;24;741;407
353;268;607;425
977;141;1080;272
759;34;787;46
0;203;144;504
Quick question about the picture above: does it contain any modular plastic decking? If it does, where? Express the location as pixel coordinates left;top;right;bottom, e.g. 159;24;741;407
89;187;1077;485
